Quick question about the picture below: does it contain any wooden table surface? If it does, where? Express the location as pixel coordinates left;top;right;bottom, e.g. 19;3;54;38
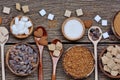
0;0;120;80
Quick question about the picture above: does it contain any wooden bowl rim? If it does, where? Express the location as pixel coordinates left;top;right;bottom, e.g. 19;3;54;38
6;42;39;76
62;45;95;79
10;15;33;39
99;45;120;78
61;17;85;41
112;11;120;39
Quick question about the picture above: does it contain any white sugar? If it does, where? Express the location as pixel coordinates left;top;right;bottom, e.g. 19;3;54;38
15;17;19;24
21;16;29;22
64;19;83;39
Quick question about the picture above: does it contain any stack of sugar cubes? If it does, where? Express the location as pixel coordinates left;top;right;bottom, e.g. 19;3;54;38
11;16;33;35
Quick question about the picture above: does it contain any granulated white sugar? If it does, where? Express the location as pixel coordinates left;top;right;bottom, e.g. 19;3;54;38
64;19;83;39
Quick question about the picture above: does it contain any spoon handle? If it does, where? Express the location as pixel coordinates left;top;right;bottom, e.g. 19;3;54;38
1;44;5;80
38;46;44;80
94;44;98;80
52;58;58;80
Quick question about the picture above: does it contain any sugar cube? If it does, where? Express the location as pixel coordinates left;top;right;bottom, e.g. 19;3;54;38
64;10;71;17
17;21;25;30
39;9;46;16
3;7;11;14
103;32;109;39
53;50;60;57
18;30;25;34
16;3;21;11
22;5;29;13
15;17;19;24
25;21;32;28
94;15;101;22
48;13;54;20
11;25;17;31
21;16;29;22
76;9;83;16
102;20;108;26
24;28;29;35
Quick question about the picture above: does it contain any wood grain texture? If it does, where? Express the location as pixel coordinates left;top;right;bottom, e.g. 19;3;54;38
0;0;120;80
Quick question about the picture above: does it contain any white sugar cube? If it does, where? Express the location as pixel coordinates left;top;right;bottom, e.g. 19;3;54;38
48;13;54;20
12;25;19;35
76;9;83;16
25;21;32;28
3;7;11;14
94;15;101;22
102;20;108;26
64;10;71;17
24;28;29;35
103;32;109;39
18;30;25;34
21;16;29;22
15;17;19;24
17;21;25;30
39;9;46;16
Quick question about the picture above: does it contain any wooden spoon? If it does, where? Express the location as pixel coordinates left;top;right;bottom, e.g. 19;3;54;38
0;27;9;80
34;26;47;80
88;26;102;80
49;39;63;80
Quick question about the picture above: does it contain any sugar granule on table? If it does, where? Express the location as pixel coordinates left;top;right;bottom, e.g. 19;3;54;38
39;9;46;16
102;20;108;26
64;10;71;17
94;15;101;22
48;13;54;20
76;9;83;16
3;7;11;14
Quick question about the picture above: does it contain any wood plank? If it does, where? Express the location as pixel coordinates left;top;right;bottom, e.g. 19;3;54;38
0;0;119;43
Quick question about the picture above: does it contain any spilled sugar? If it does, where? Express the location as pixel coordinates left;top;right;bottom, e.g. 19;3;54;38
64;19;83;39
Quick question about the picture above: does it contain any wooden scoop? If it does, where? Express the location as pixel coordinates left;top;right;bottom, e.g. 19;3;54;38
88;26;102;80
34;26;47;80
49;39;63;80
0;27;9;80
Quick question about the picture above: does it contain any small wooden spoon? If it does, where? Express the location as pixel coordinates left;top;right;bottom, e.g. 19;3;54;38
34;26;47;80
88;26;102;80
0;27;9;80
49;39;63;80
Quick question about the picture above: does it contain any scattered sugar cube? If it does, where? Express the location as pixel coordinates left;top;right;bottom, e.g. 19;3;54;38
94;15;101;22
21;16;29;22
102;20;108;26
25;21;32;28
76;9;83;16
15;17;19;24
3;7;11;14
48;13;54;20
64;10;71;17
16;3;21;11
39;9;46;16
22;5;29;13
103;32;109;39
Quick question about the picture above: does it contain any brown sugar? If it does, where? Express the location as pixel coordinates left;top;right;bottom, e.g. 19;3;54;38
84;20;93;28
63;46;94;79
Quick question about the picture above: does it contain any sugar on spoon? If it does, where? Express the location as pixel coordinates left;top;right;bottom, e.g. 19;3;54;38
49;39;63;80
0;27;9;80
34;26;48;80
88;26;102;80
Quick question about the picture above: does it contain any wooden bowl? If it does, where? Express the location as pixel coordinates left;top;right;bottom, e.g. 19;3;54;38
62;45;95;79
10;15;33;39
112;11;120;39
62;17;85;41
99;45;120;78
6;43;39;76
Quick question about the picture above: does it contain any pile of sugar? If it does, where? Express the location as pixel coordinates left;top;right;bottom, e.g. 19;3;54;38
11;16;33;35
64;19;84;39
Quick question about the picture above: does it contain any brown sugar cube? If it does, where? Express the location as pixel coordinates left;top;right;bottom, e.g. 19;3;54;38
16;3;21;11
53;50;60;57
3;7;11;14
22;5;29;13
111;48;118;56
56;41;62;50
101;55;110;65
105;52;112;58
107;46;114;52
0;17;2;25
48;44;56;51
107;59;116;69
84;20;93;28
111;70;119;76
64;10;71;17
103;65;111;73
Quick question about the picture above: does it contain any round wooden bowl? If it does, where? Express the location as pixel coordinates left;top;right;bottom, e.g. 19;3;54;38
99;45;120;78
6;43;39;76
112;11;120;39
10;15;33;39
62;17;85;41
62;45;95;79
